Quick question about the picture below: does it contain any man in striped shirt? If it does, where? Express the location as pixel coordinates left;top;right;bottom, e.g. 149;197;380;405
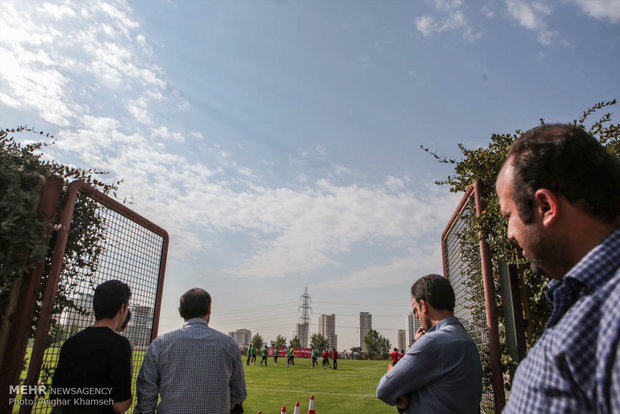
135;288;247;414
496;124;620;413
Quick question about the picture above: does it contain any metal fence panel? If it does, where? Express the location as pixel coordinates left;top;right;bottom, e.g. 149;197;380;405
17;181;168;414
441;184;504;413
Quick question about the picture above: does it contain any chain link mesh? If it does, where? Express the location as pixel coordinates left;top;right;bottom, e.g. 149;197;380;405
443;194;495;413
32;193;165;413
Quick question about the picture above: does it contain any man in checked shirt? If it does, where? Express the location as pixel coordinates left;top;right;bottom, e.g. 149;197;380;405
496;124;620;413
135;288;247;414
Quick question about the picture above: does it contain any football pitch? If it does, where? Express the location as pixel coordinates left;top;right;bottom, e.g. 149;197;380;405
18;350;394;413
242;358;394;413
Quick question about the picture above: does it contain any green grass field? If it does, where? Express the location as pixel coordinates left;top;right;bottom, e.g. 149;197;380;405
242;358;394;414
17;350;394;413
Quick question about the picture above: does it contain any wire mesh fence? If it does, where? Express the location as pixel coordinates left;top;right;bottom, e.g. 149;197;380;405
25;186;167;414
442;188;498;413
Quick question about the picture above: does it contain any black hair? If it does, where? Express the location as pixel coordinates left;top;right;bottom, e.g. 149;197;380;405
179;288;211;320
121;309;131;330
93;280;131;321
508;124;620;223
410;274;455;312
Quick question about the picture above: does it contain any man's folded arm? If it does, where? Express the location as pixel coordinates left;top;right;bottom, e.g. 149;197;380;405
376;338;439;405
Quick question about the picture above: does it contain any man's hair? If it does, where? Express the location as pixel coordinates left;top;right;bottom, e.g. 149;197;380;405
121;309;131;330
93;280;131;321
410;274;455;312
507;123;620;224
179;288;211;320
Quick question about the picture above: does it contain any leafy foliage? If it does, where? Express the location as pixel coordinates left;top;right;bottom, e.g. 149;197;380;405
289;336;301;348
310;333;328;350
364;329;391;359
251;333;264;350
1;126;121;344
423;99;620;391
273;334;287;348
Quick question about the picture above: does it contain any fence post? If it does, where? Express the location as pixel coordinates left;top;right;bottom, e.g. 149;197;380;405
0;176;63;414
498;259;527;379
18;182;81;413
473;181;506;412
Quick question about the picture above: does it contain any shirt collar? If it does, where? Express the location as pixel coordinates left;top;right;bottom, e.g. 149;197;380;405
549;225;620;294
562;225;620;290
546;225;620;326
428;316;460;333
183;318;208;327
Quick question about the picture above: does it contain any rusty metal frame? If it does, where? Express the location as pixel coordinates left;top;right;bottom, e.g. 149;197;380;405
0;176;63;413
14;180;168;413
441;181;506;412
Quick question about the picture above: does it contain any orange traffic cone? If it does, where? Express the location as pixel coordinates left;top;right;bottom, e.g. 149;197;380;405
293;401;301;414
308;395;316;414
281;406;287;414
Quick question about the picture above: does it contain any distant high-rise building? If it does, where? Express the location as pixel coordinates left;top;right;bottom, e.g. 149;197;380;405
407;312;421;346
296;322;309;348
319;314;337;350
229;329;252;346
124;304;154;348
398;329;406;351
359;312;372;351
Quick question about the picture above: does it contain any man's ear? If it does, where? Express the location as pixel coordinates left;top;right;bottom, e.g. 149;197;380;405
419;299;429;315
534;189;560;227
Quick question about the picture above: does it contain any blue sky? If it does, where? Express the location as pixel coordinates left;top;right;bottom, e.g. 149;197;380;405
1;0;619;350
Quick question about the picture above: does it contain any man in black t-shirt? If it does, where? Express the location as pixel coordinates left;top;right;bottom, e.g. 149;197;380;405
51;280;133;413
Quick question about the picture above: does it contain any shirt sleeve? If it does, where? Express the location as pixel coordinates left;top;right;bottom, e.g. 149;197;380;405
229;345;247;405
612;342;620;413
135;340;161;413
376;336;442;406
109;336;132;403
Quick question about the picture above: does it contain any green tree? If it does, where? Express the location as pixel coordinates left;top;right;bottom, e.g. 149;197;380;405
251;333;264;350
289;336;301;348
273;334;287;348
364;329;391;359
423;99;620;390
310;333;328;350
1;127;121;369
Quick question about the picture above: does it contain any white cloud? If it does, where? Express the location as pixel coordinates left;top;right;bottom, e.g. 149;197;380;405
482;5;496;18
385;176;405;190
571;0;620;23
505;0;550;30
126;98;152;124
151;125;185;142
0;1;166;128
416;16;440;36
230;183;458;277
316;249;441;290
433;0;464;10
416;4;481;40
37;2;76;20
505;0;556;44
